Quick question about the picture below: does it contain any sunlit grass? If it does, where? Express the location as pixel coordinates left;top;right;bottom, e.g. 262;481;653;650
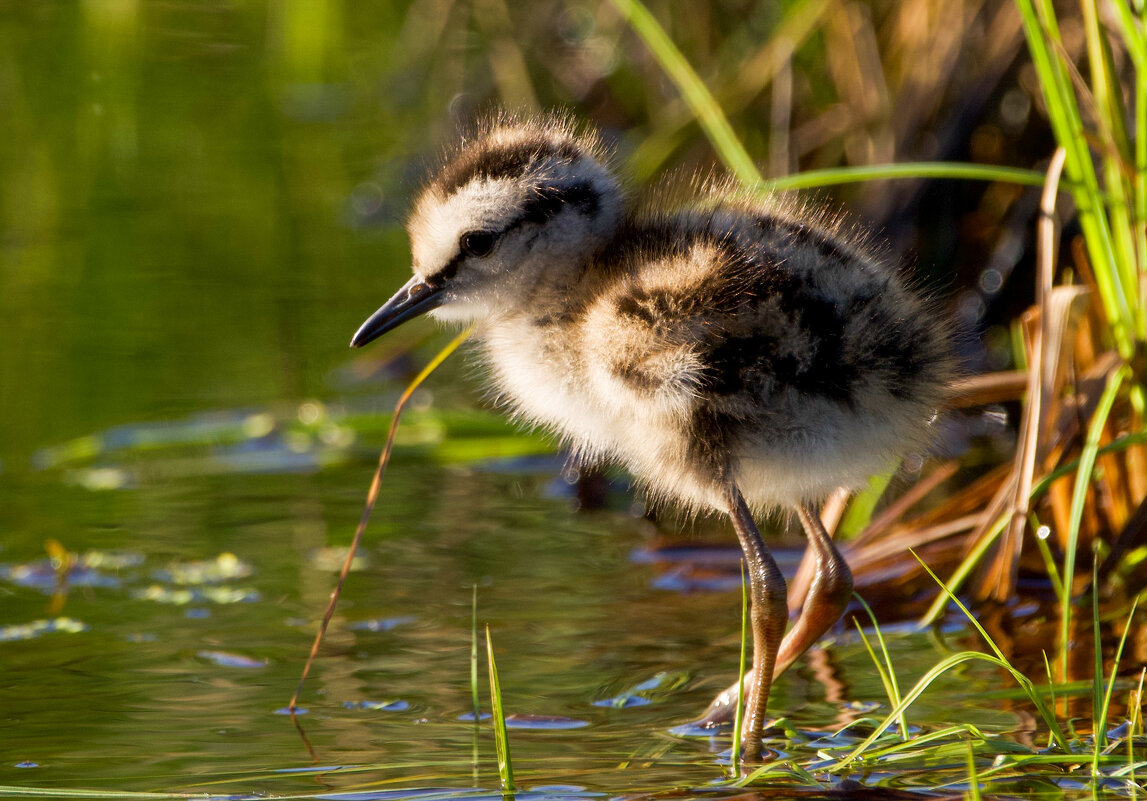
486;624;516;793
1017;0;1144;360
1061;366;1129;682
729;561;748;776
607;0;760;186
1094;590;1140;778
807;555;1144;793
852;595;907;741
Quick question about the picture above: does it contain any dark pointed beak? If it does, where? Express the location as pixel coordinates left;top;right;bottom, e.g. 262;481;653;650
350;275;445;348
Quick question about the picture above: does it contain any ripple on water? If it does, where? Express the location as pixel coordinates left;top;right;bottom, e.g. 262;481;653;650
504;713;590;730
343;699;410;711
197;650;268;668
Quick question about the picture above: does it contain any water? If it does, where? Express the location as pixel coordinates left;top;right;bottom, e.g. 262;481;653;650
1;451;1024;794
0;4;1123;798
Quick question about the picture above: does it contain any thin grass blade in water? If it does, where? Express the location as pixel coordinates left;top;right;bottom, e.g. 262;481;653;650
853;594;907;741
1061;365;1130;686
471;584;481;720
288;326;474;712
730;560;748;775
1095;596;1141;778
486;624;516;793
912;552;1069;751
966;741;983;801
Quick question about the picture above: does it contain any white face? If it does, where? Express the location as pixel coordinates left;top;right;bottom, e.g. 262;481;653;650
403;156;622;323
408;177;524;284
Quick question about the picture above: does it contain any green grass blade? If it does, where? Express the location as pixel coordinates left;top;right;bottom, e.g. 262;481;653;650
1081;0;1144;339
1042;650;1058;750
764;162;1050;191
914;552;1070;750
838;466;895;537
1032;520;1065;598
853;595;907;740
828;651;1020;769
739;759;820;786
829;649;1070;771
1132;667;1146;794
607;0;761;186
856;723;989;761
1136;668;1146;738
1060;365;1130;684
1093;559;1106;757
730;560;748;775
1108;0;1147;72
966;741;983;801
471;584;481;720
1033;431;1147;497
918;512;1007;626
485;625;516;793
1096;596;1141;778
1018;0;1136;356
627;0;832;180
1111;0;1147;296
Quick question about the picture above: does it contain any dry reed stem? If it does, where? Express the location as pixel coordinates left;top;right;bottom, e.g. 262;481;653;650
948;371;1028;406
289;327;473;714
984;148;1066;601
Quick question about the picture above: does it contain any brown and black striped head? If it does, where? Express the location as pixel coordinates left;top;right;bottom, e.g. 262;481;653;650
351;115;622;347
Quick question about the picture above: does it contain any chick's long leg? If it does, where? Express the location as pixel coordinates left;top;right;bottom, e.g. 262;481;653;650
774;503;853;674
695;501;852;728
724;487;788;757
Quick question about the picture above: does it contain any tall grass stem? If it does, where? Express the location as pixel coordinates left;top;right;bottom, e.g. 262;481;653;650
608;0;761;186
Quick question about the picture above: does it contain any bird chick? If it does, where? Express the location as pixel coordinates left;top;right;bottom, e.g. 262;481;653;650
351;114;951;757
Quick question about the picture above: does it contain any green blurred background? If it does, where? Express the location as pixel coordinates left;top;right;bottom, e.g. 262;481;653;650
2;1;413;460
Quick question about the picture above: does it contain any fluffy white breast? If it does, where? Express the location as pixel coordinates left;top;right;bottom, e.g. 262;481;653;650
479;316;630;460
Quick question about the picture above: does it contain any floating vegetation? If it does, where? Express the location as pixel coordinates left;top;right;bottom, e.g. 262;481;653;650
0;558;126;592
197;650;268;669
502;715;590;731
310;547;371;573
347;617;417;633
0;544;262;608
154;552;253;585
133;585;261;605
0;618;87;643
30;403;553;488
343;700;410;712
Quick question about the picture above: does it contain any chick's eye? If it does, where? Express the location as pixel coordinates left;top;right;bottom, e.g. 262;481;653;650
460;230;497;258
